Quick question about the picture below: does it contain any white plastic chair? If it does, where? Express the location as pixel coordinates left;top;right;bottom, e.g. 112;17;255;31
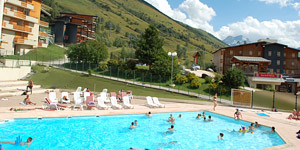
97;97;110;110
110;96;122;109
123;96;134;109
61;92;70;103
146;96;159;108
75;87;82;93
49;92;58;103
100;92;110;103
152;97;165;108
73;92;83;111
102;89;108;93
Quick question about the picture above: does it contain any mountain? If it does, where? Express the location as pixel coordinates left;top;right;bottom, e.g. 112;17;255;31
223;35;252;46
47;0;227;63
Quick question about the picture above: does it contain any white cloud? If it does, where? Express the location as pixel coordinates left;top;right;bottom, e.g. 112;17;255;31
144;0;216;33
258;0;294;7
216;16;300;48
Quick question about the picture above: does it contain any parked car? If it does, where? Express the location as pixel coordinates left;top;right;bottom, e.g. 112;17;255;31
207;68;214;72
190;64;200;71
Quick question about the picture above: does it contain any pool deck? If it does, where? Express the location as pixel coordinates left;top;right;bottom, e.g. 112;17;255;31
0;92;299;150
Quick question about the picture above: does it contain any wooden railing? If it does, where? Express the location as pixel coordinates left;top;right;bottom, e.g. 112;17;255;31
21;1;27;7
13;25;32;32
14;11;26;19
2;22;6;27
3;9;7;15
14;38;25;43
39;20;49;27
38;42;43;47
39;31;48;37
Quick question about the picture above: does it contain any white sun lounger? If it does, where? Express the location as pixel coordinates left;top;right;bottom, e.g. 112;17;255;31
61;92;71;104
73;92;83;111
49;92;58;103
102;89;108;93
146;96;159;108
110;96;122;109
152;97;165;108
97;97;110;110
83;92;91;102
99;92;110;103
123;96;134;109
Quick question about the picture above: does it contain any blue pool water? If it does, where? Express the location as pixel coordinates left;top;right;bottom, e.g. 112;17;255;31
0;111;285;150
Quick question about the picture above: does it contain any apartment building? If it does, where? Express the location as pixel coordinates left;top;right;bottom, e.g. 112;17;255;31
51;13;97;45
0;0;44;55
212;40;300;94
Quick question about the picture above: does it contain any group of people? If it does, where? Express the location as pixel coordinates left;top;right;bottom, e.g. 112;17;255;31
196;112;213;121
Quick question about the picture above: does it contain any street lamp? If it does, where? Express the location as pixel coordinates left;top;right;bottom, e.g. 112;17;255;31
296;92;299;110
168;52;177;87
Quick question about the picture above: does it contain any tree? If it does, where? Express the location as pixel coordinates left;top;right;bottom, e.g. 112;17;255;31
66;40;108;64
222;68;245;89
135;24;164;71
115;24;121;34
151;51;179;76
176;44;183;59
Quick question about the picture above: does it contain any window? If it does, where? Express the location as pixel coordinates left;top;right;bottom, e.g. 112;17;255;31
249;50;252;56
268;51;272;56
284;52;286;57
277;69;280;73
277;52;281;57
292;62;295;66
24;10;30;16
258;51;261;56
230;50;233;55
17;20;23;26
292;70;295;74
284;61;286;65
270;68;274;73
10;7;14;11
292;53;295;58
277;60;280;65
239;50;242;55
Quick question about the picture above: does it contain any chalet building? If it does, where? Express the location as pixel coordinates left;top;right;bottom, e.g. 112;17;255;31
0;0;47;56
51;13;97;45
213;40;300;94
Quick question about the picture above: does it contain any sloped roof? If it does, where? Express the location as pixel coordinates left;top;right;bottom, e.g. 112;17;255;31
233;56;271;63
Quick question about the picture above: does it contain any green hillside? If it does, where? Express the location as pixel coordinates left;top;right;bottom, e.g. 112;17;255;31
48;0;227;64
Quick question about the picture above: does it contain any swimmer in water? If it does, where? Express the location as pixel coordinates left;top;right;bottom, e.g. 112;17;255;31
130;122;135;129
218;133;224;140
0;137;36;149
146;112;152;117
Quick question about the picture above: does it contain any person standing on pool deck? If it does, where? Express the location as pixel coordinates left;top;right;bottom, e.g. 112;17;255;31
234;109;242;120
0;137;36;149
213;93;217;111
26;80;33;95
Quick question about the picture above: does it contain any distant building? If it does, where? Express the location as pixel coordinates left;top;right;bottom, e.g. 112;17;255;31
51;13;97;45
38;3;51;48
0;0;46;56
213;41;300;94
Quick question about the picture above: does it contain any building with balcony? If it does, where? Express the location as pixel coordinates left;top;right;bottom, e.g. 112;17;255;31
38;4;51;48
212;40;300;94
51;13;97;45
0;0;42;55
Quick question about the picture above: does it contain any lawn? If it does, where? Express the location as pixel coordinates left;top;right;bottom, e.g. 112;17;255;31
4;45;66;61
29;65;206;101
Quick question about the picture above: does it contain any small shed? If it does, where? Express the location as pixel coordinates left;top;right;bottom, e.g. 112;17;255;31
193;51;201;64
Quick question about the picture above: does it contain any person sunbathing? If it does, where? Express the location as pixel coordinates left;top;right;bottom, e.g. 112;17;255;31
23;95;36;105
288;109;298;120
0;137;36;149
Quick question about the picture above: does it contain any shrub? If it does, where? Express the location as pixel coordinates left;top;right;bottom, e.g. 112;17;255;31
208;83;218;92
186;73;198;82
190;78;201;88
107;60;119;67
87;69;92;76
175;74;188;84
98;62;108;71
222;68;245;89
205;76;213;84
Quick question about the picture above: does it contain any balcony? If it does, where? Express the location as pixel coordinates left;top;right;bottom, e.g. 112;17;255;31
14;38;35;46
3;9;38;23
5;0;34;10
39;31;48;37
39;20;49;27
2;23;32;33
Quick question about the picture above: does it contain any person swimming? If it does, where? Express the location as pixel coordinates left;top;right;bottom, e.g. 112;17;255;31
248;123;255;132
167;114;175;123
178;114;182;118
0;137;36;149
130;122;135;129
208;115;213;121
146;112;152;117
265;127;275;133
202;112;206;118
255;122;260;127
196;114;201;119
218;133;224;140
134;120;138;126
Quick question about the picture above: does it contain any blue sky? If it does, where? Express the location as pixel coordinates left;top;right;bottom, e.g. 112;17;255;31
145;0;300;48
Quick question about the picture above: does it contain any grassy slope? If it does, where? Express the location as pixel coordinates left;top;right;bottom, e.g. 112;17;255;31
4;45;66;61
29;66;205;101
54;0;227;63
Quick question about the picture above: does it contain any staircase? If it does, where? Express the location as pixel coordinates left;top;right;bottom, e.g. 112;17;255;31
0;80;45;98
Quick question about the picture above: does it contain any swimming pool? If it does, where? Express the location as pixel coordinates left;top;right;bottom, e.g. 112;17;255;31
0;111;285;150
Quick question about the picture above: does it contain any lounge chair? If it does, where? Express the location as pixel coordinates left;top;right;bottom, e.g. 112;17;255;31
97;97;110;110
73;92;83;111
99;92;110;103
44;97;67;110
110;96;122;109
61;92;71;104
83;92;91;102
49;92;58;103
117;92;127;101
86;96;96;110
75;87;82;93
152;97;165;108
123;96;134;109
102;89;108;93
146;96;159;108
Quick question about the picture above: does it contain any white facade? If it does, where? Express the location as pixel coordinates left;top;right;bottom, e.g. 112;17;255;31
0;0;4;42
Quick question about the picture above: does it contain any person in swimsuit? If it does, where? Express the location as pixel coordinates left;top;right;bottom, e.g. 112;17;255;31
23;95;36;105
26;80;33;95
208;115;213;121
254;122;260;127
178;114;182;118
202;112;206;118
168;125;176;133
167;114;175;123
130;122;135;129
0;137;36;149
265;127;275;133
134;120;138;126
146;112;152;117
213;93;217;111
248;123;255;132
234;109;242;120
288;109;298;119
196;114;201;119
218;133;224;140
